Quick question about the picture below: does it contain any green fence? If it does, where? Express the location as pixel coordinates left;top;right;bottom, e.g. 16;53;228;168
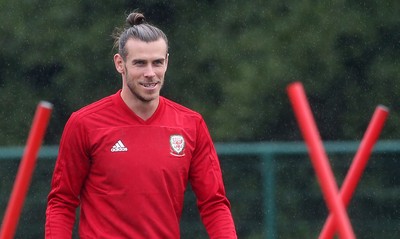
1;141;400;238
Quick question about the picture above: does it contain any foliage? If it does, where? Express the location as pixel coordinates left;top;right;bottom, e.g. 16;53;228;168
0;0;399;144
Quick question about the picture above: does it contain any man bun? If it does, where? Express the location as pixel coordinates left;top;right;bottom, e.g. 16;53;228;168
113;10;168;59
126;12;146;27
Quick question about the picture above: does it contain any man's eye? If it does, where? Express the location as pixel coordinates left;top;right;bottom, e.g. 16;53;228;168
133;61;145;66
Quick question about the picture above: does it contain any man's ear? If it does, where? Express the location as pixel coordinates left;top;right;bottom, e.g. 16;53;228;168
114;54;125;74
165;53;169;68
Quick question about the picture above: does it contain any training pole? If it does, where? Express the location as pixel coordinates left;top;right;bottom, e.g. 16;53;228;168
319;105;389;239
287;82;356;239
0;101;53;239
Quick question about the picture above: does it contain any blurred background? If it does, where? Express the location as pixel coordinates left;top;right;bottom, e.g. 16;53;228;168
1;0;400;238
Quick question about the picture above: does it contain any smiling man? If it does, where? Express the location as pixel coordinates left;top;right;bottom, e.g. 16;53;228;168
115;37;168;119
45;11;237;239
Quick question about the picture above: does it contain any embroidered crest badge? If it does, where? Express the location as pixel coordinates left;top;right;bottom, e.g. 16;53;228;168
170;134;185;156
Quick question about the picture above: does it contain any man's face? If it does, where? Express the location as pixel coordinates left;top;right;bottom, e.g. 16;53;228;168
115;38;168;103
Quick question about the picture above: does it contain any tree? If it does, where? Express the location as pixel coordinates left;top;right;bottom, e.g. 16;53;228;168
0;0;399;143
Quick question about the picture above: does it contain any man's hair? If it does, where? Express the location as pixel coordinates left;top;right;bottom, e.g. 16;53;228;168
113;11;168;60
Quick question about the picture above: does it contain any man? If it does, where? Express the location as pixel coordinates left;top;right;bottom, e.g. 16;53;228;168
45;11;237;238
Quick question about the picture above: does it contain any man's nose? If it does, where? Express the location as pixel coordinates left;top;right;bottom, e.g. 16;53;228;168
144;65;156;78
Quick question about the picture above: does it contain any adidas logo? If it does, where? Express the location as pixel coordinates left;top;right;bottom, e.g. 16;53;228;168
111;140;128;152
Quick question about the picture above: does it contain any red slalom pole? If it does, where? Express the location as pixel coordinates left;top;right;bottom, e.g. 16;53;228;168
0;101;53;239
287;82;356;239
319;105;389;239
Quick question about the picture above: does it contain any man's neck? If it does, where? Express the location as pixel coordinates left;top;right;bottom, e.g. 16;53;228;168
120;91;160;121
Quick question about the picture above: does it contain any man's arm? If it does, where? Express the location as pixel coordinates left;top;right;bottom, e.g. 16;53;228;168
45;114;90;238
189;119;237;239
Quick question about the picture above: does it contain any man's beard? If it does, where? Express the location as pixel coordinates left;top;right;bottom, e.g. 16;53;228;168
125;72;163;103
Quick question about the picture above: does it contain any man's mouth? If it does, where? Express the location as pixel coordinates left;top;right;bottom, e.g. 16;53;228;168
141;82;158;89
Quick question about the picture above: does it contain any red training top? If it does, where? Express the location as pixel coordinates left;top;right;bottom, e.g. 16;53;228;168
45;91;237;238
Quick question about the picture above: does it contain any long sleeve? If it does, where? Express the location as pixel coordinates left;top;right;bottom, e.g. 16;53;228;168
189;119;237;238
45;113;91;239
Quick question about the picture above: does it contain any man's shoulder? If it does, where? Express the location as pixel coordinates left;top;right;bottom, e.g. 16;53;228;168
161;96;202;119
70;93;116;121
